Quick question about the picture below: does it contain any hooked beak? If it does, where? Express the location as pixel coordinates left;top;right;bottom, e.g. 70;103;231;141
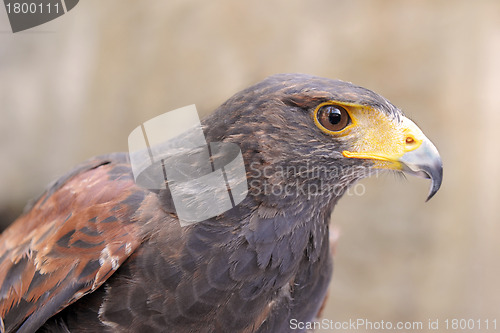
399;137;443;201
341;112;443;201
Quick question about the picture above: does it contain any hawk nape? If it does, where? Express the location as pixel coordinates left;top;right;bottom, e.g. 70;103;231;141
0;74;442;333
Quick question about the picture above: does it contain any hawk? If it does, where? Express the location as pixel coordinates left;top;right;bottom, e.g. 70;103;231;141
0;74;442;332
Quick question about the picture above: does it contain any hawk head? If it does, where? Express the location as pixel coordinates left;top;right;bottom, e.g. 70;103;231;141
203;73;442;210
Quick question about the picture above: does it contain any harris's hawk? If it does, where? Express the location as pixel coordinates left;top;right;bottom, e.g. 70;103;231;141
0;74;442;332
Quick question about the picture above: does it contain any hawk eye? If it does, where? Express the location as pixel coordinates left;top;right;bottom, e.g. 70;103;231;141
316;104;350;132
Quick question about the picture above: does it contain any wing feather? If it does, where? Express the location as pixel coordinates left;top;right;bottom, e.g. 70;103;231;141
0;154;147;332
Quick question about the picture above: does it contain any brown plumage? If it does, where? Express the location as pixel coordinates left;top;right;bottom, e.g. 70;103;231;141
0;74;442;332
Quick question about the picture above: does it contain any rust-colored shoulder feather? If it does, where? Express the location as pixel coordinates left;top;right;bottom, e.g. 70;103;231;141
0;154;147;333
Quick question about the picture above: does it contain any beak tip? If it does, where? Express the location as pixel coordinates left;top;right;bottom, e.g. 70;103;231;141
425;165;443;202
425;189;437;202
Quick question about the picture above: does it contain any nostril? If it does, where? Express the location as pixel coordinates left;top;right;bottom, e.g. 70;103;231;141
406;136;415;145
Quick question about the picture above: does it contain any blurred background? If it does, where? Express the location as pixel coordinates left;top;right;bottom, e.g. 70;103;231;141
0;1;499;332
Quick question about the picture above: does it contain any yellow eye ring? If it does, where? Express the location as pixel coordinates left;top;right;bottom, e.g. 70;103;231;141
313;102;355;135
